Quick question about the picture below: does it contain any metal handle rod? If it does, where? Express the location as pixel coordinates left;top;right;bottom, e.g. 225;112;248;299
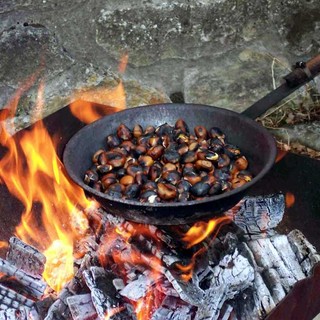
241;54;320;120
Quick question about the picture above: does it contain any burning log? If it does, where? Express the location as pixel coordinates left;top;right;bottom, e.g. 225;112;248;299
0;258;47;299
66;293;98;320
83;266;134;320
6;237;46;277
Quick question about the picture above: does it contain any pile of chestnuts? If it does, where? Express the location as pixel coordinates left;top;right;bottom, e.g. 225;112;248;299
83;119;253;203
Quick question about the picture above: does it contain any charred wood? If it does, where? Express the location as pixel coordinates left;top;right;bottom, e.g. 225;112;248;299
287;229;320;276
0;283;34;310
0;258;47;299
151;296;194;320
83;266;134;320
226;194;285;238
0;307;30;320
6;237;46;277
194;250;254;320
66;293;98;320
44;286;73;320
247;237;296;293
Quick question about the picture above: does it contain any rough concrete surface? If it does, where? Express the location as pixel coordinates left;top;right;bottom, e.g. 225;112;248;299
0;0;319;129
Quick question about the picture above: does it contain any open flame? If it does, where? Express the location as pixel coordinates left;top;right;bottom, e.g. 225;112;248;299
0;54;129;292
97;223;165;319
0;79;93;291
182;216;232;248
285;192;295;208
69;53;128;124
0;53;232;318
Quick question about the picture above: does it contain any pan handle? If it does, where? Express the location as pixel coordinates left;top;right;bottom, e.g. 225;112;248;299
285;54;320;87
241;54;320;120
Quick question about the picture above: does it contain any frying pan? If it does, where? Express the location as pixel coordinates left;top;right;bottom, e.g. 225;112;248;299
63;55;320;225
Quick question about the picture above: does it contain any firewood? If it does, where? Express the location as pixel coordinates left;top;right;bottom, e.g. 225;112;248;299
0;284;34;310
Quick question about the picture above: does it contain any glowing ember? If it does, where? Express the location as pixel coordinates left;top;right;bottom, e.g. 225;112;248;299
104;306;125;320
182;216;232;248
98;223;165;319
285;192;295;208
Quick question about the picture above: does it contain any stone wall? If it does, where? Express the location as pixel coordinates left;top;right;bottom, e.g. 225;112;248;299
0;0;319;128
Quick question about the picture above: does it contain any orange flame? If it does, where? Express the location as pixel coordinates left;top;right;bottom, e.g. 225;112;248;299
285;192;295;208
69;54;128;124
176;247;206;281
0;76;93;292
98;223;164;319
0;241;8;250
275;149;287;163
182;216;231;248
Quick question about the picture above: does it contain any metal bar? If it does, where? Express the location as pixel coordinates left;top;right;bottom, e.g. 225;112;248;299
242;54;320;120
241;82;301;120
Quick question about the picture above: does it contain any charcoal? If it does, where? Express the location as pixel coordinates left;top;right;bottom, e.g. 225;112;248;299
44;286;73;320
66;293;97;320
34;295;56;320
226;194;285;238
6;237;46;276
247;238;296;293
287;229;320;276
83;266;134;320
151;296;194;320
0;258;47;298
0;284;34;310
112;278;125;291
195;250;254;320
218;304;234;320
120;273;162;301
164;268;204;306
0;307;29;320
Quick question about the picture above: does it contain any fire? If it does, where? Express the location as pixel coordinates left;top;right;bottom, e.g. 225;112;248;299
285;192;295;208
0;241;8;250
98;223;165;319
0;78;93;292
69;53;128;124
176;247;206;282
104;306;125;320
182;216;232;248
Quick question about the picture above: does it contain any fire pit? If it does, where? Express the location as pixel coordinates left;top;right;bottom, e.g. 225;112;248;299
0;102;320;320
